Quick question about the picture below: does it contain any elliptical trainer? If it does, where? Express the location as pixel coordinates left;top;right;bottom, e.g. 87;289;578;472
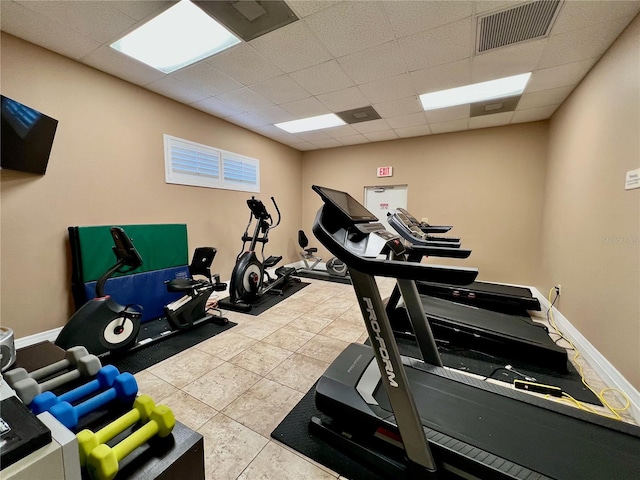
221;196;298;312
56;227;144;355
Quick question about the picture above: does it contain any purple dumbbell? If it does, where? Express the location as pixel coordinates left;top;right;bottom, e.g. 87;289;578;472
49;373;138;430
30;365;120;414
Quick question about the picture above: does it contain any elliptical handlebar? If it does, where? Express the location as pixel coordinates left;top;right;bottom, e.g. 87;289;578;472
269;196;281;230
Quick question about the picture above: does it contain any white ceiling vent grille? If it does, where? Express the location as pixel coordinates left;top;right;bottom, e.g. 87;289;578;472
476;0;562;53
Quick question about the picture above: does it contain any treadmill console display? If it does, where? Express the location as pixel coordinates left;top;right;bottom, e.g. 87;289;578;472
312;185;378;223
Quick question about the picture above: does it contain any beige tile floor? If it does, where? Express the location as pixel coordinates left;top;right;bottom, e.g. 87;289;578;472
132;276;636;480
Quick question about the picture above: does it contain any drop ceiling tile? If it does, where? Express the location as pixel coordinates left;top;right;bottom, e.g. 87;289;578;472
383;0;473;39
290;142;316;151
337;134;369;146
512;105;558;123
473;1;525;15
468;111;514;129
250;75;311;104
1;1;101;59
287;1;341;19
363;130;399;142
398;18;473;71
252;105;297;124
394;124;432;138
289;60;355;96
386;112;427;129
410;59;472;94
471;38;546;83
280;97;331;118
316;86;370;112
352;119;391;134
538;16;632;69
294;130;331;142
253;124;299;140
518;85;574;110
81;44;166;85
359;73;416;104
373;96;423;118
324;124;361;138
215;87;274;112
225;112;271;129
16;0;136;44
108;1;175;22
171;62;243;97
424;105;470;123
146;76;210;104
527;58;597;92
304;1;394;57
205;44;283;86
429;118;470;135
250;20;332;73
191;96;244;118
311;138;343;149
552;1;640;35
337;41;407;85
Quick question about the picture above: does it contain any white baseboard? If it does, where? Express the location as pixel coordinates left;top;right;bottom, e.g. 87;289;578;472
15;327;62;350
532;288;640;424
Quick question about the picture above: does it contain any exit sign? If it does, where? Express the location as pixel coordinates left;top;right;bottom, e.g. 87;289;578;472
377;166;393;177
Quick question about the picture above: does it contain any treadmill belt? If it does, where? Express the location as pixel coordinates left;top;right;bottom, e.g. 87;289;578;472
392;335;600;405
372;365;640;480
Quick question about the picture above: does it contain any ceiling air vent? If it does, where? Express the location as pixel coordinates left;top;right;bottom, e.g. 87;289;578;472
476;0;563;53
335;106;381;125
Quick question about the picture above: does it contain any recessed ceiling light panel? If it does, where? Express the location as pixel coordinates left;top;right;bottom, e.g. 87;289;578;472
275;114;346;133
110;0;240;74
420;73;531;111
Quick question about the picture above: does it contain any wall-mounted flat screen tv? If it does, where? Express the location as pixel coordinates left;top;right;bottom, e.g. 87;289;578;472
1;95;58;175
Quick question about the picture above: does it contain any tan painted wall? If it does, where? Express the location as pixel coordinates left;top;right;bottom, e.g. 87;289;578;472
538;16;640;388
301;122;549;287
0;33;302;338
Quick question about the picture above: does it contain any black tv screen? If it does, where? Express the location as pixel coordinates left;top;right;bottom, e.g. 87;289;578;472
1;95;58;175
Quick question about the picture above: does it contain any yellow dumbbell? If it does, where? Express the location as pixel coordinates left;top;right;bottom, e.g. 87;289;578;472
76;394;155;466
86;405;175;480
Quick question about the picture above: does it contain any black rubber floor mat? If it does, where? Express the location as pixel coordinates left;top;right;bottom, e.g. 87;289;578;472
271;381;386;480
218;281;309;315
107;320;236;374
293;270;352;285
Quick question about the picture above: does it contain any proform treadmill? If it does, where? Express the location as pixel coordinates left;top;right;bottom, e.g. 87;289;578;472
386;209;568;372
309;185;640;480
393;208;541;315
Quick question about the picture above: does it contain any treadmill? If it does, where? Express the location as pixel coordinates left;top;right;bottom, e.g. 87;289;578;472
309;185;640;480
394;208;541;315
386;210;568;373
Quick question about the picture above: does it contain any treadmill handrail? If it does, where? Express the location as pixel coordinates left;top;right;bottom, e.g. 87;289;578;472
312;208;478;286
409;244;471;259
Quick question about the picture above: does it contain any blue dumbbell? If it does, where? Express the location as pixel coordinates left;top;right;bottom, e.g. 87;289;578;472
49;373;138;430
30;365;120;414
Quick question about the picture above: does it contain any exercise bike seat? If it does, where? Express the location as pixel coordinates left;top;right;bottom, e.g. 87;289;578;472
264;255;282;268
298;230;318;254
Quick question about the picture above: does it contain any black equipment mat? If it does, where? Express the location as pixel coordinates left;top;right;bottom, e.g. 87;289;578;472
218;281;309;316
293;270;352;285
392;335;601;405
107;320;236;374
271;381;385;480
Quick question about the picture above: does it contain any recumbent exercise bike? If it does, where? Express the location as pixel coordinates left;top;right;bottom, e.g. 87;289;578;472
56;227;227;356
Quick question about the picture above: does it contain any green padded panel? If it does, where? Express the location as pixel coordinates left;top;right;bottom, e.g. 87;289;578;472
75;224;188;282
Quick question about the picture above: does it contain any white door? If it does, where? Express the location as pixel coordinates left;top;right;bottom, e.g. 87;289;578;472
364;185;408;232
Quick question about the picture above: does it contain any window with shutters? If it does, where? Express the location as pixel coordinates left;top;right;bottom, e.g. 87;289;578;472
164;134;260;193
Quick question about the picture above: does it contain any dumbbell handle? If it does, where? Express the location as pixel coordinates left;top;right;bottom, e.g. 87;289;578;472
76;388;118;418
95;408;142;445
29;357;76;380
39;368;82;391
112;412;171;461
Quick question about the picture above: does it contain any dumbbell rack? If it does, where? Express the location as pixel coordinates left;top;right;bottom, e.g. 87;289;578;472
3;341;205;480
